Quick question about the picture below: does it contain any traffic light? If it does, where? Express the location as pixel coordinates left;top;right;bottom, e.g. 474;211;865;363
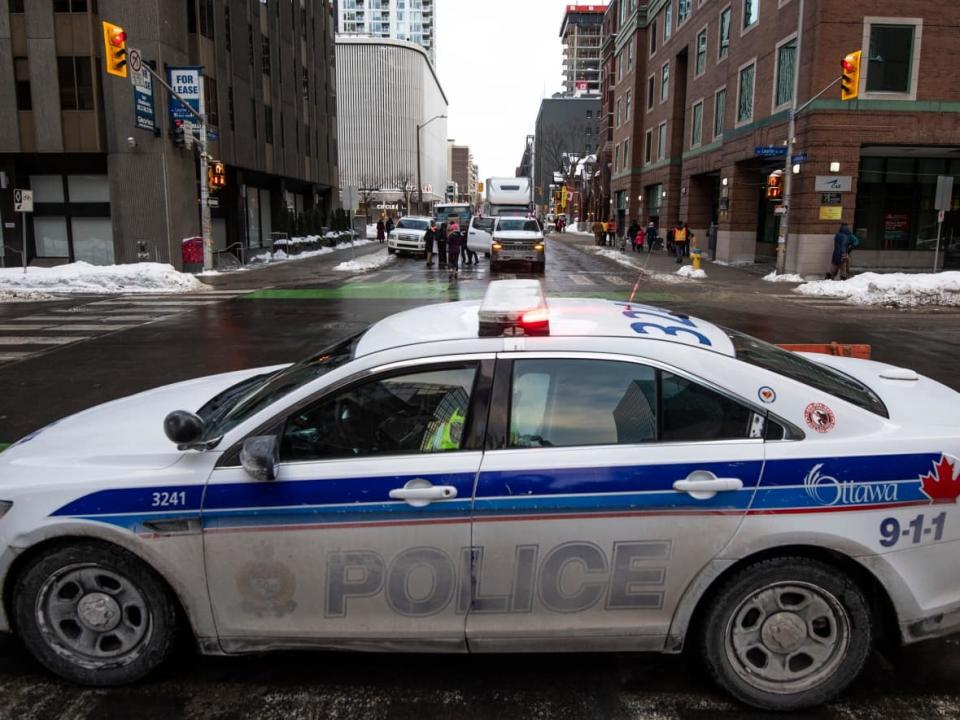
101;21;127;78
766;171;783;200
208;162;226;189
841;50;861;101
171;119;185;146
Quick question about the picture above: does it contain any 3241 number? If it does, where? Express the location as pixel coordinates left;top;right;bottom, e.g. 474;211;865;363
879;512;946;548
151;491;187;508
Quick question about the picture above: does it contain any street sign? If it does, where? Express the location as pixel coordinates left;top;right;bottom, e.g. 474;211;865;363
13;189;33;213
821;192;842;205
755;146;788;158
935;175;954;211
814;176;852;192
939;209;946;223
131;53;156;132
791;152;808;164
207;197;219;208
167;67;204;122
774;205;787;215
342;185;358;210
207;129;219;141
819;206;843;221
127;47;143;80
182;120;195;148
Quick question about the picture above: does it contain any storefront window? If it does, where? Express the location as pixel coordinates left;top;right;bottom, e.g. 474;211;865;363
71;218;114;264
67;175;109;202
30;175;65;203
34;217;69;257
866;25;914;94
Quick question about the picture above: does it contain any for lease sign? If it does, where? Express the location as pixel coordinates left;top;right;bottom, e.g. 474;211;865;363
167;67;204;121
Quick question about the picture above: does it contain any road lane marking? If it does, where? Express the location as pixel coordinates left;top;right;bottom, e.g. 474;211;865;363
602;275;631;286
569;274;596;286
0;336;91;345
51;324;138;331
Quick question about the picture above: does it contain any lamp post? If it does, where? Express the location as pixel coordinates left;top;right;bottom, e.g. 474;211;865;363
417;113;447;215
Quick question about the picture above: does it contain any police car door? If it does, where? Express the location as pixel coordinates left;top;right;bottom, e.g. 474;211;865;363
203;358;493;652
466;353;763;650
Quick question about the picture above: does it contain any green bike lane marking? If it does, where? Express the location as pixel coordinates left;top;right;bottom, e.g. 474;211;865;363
0;444;9;453
245;282;679;303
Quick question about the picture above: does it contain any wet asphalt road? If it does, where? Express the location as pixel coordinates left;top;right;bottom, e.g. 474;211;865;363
1;235;959;718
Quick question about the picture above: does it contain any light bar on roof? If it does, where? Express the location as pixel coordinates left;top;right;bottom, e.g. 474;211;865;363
478;280;550;337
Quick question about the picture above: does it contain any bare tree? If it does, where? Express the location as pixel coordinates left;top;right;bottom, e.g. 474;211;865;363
358;174;382;216
390;173;417;216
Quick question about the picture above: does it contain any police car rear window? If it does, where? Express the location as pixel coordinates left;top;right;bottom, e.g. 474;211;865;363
724;328;889;418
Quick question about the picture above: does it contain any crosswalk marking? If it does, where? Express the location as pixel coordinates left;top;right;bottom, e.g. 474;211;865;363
569;274;596;286
603;275;631;286
51;324;138;332
0;324;53;331
25;314;164;322
0;336;91;345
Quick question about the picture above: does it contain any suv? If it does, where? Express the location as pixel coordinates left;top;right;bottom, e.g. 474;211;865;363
490;217;545;274
387;216;433;257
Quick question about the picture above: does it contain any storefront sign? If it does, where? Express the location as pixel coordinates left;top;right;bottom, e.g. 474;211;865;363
167;66;204;122
815;176;852;192
883;212;910;245
821;192;842;206
819;206;842;221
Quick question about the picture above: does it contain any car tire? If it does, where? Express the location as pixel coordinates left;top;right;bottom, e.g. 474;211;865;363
700;556;871;711
387;247;396;255
14;541;180;686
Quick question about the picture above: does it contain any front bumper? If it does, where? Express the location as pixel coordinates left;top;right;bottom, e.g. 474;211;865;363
903;600;960;644
492;247;544;263
388;237;425;253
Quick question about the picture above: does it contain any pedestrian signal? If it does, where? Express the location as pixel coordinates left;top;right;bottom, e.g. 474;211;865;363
841;50;861;101
766;171;783;200
101;21;128;78
208;162;226;189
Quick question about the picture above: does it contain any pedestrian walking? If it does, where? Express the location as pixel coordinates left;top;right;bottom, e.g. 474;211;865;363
424;221;437;267
592;219;605;246
436;222;448;269
645;220;657;253
666;225;676;256
607;218;618;247
376;217;386;243
673;220;689;263
461;230;478;266
446;217;462;280
627;219;641;252
385;216;395;236
826;222;859;280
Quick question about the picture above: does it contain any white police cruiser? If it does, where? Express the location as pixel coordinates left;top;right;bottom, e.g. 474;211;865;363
1;281;958;710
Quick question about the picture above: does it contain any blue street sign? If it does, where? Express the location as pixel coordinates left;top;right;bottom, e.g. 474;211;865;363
206;129;219;142
755;146;788;158
791;152;809;164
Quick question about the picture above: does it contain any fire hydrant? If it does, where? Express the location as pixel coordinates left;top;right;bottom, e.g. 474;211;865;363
691;246;702;271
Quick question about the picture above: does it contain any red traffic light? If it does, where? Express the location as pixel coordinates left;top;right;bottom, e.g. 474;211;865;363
841;58;855;73
110;30;126;45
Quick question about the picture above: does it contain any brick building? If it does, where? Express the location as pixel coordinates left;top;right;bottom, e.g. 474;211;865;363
601;0;960;274
0;0;339;269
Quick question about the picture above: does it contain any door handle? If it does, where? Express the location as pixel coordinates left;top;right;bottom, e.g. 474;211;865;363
673;470;743;500
389;478;458;507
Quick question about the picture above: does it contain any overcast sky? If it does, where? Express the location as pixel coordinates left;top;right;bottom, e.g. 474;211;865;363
435;0;591;179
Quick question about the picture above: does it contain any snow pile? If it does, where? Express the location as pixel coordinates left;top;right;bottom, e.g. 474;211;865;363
795;271;960;307
589;248;687;284
568;229;596;237
677;265;707;279
0;289;58;302
366;224;377;238
333;251;396;273
763;271;806;283
250;239;372;266
0;262;208;295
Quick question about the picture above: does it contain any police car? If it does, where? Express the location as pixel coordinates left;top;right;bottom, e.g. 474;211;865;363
0;281;958;710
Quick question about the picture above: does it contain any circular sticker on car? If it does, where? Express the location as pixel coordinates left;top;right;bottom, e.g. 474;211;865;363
758;386;777;404
804;402;836;433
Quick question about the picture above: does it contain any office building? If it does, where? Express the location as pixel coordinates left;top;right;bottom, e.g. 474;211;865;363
448;142;477;204
0;0;339;269
533;95;601;209
561;4;607;96
338;0;435;66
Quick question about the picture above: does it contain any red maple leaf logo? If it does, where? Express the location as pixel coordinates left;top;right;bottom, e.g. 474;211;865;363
920;455;960;503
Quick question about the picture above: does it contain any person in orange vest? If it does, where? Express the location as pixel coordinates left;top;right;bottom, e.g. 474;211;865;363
607;218;618;247
673;220;689;264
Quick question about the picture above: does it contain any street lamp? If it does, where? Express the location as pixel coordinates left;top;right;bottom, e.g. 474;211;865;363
417;113;447;215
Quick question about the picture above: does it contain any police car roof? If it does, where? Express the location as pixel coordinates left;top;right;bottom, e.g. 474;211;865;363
354;298;735;357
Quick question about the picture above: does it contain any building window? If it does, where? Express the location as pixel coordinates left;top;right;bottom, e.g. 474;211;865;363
264;104;273;143
737;62;755;124
718;6;731;59
615;144;621;170
303;66;309;99
678;0;691;25
624;139;630;165
644;128;653;164
660;61;670;103
196;0;215;39
617;52;623;83
248;23;254;66
586;109;593;119
657;121;667;161
10;0;24;11
224;5;231;51
227;86;235;130
866;24;916;94
625;90;632;120
628;41;634;71
742;0;759;30
664;2;673;41
774;37;797;108
251;98;257;138
261;34;271;75
205;76;219;126
53;0;88;12
650;16;658;55
57;57;94;111
14;57;31;111
691;100;703;147
616;98;622;127
647;74;655;110
714;87;726;137
695;28;708;76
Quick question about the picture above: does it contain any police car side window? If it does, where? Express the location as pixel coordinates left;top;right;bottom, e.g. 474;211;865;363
660;372;753;441
509;359;657;448
280;366;477;461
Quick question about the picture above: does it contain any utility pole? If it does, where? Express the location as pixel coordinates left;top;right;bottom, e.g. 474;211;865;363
776;0;804;276
416;114;447;216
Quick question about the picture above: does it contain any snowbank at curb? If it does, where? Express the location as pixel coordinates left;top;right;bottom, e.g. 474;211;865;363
333;251;396;273
590;248;690;283
0;262;208;295
251;239;373;266
676;265;707;279
795;271;960;307
763;271;806;283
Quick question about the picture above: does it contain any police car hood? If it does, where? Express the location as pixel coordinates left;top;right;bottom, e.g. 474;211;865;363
0;365;287;473
798;353;960;427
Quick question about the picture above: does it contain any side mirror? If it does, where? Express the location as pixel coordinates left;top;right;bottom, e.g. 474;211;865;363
240;436;279;482
164;410;204;446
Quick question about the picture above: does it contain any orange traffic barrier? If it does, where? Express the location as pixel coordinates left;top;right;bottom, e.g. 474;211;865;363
777;342;871;360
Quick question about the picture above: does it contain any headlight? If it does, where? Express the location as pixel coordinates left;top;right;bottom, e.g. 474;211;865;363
492;242;502;251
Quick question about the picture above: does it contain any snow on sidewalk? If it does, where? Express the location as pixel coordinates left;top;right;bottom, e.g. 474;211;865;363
590;247;698;283
676;265;707;279
0;261;208;296
248;239;373;267
763;271;806;283
795;271;960;307
333;250;396;273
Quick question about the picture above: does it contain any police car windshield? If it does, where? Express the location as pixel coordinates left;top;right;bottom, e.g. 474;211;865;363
724;328;889;418
397;219;429;230
200;331;364;440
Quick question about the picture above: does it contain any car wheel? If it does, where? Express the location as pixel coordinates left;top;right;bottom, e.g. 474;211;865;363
14;541;179;686
700;557;871;711
387;247;396;255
